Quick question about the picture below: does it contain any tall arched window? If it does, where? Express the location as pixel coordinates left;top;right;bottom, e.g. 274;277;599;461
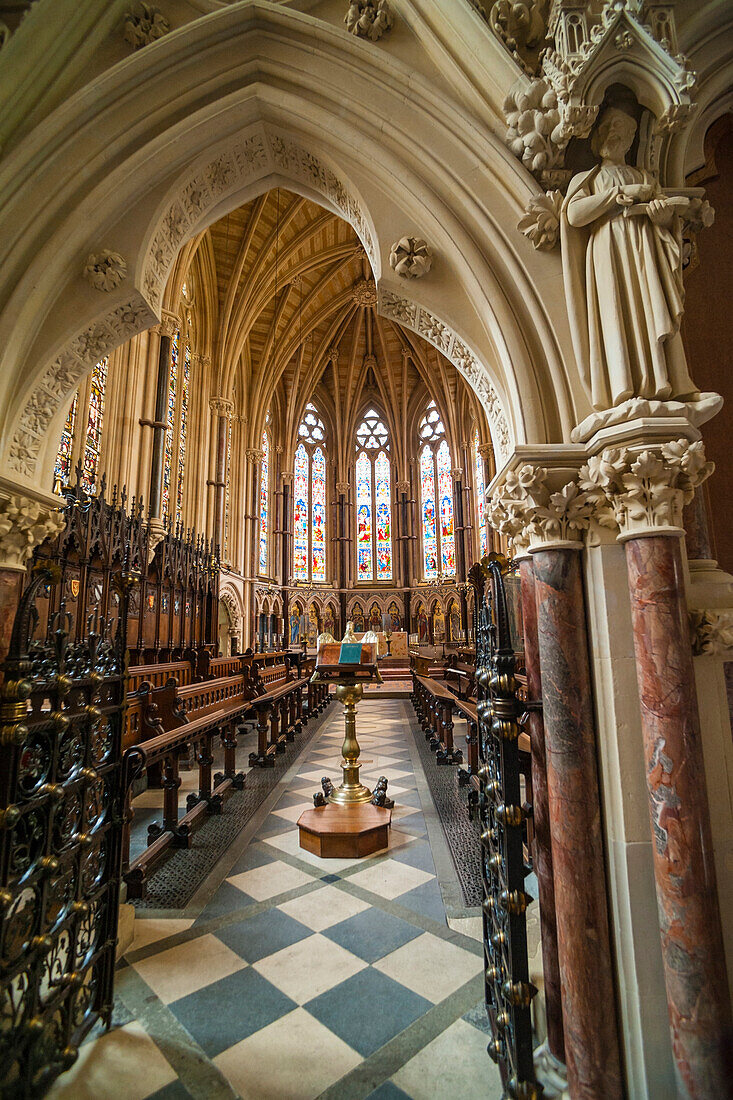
292;403;327;582
162;325;192;524
259;429;270;575
354;409;392;582
418;401;455;578
474;428;489;557
52;356;109;494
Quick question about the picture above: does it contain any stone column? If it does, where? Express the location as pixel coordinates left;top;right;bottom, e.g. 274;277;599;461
336;481;349;635
281;471;293;644
478;442;498;554
517;551;565;1070
489;465;623;1100
209;397;233;553
451;466;469;637
580;437;733;1097
396;480;412;630
147;311;179;519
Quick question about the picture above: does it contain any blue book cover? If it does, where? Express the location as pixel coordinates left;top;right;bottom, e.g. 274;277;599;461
339;641;363;664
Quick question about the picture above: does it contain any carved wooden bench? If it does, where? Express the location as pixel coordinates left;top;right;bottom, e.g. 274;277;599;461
411;672;463;765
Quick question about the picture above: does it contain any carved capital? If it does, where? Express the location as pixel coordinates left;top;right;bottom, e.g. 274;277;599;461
488;465;592;553
245;449;265;465
396;481;410;495
0;488;65;572
477;444;494;462
209;396;234;417
578;439;714;541
157;310;181;339
450;467;463;483
281;472;294;485
336;482;350;495
689;609;733;657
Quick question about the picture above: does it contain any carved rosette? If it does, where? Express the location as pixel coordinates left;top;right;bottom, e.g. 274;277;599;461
578;439;714;541
0;492;65;572
689;609;733;657
488;465;592;553
123;3;170;49
351;279;378;306
389;237;433;279
83;250;127;292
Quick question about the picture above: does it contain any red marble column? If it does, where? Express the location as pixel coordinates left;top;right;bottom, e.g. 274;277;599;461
532;548;623;1100
625;534;733;1097
519;558;565;1065
0;569;22;667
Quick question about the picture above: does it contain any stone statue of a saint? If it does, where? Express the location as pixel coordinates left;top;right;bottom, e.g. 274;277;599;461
561;107;699;411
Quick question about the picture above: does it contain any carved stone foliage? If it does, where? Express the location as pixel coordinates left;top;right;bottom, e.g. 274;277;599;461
389;237;433;279
83;250;127;292
351;279;378;306
578;438;714;540
497;3;698;188
689;609;733;657
517;190;562;250
345;0;394;42
8;298;156;479
123;3;169;49
0;492;65;571
488;465;593;552
379;289;511;460
209;397;234;417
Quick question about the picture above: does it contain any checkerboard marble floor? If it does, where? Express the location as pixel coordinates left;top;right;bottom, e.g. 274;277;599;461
50;700;502;1100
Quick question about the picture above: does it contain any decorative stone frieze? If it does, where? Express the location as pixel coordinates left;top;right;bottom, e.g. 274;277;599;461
209;397;234;417
689;609;733;657
345;0;394;42
378;289;511;461
83;250;127;292
388;237;433;279
123;3;169;50
488;464;592;552
0;490;65;572
578;438;714;541
7;297;156;479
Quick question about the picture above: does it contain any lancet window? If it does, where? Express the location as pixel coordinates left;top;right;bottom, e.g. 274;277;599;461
418;402;455;578
162;325;192;525
474;429;489;558
259;429;270;575
293;403;327;582
354;409;392;582
52;356;109;494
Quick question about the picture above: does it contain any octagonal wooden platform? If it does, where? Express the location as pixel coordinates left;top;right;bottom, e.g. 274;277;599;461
297;802;392;858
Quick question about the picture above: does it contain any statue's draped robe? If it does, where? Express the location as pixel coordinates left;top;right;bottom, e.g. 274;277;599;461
561;163;697;410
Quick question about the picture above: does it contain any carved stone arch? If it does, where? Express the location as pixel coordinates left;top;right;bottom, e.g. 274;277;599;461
219;584;243;638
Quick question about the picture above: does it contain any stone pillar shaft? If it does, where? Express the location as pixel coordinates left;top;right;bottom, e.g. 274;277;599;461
532;547;623;1100
624;534;733;1096
212;413;228;552
519;558;564;1064
148;331;171;518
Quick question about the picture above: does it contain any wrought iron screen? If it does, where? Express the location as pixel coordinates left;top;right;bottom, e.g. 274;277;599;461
470;554;540;1098
0;564;135;1098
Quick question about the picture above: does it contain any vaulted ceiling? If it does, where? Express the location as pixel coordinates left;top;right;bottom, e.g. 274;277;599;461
173;189;487;476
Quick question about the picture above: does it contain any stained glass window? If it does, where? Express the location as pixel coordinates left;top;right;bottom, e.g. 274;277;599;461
175;340;190;525
418;404;455;579
53;392;78;489
374;450;392;580
474;429;488;557
420;445;438;579
293;406;328;582
311;447;326;582
81;356;109;494
162;331;179;521
356;451;373;581
259;429;269;575
354;411;392;582
293;442;309;580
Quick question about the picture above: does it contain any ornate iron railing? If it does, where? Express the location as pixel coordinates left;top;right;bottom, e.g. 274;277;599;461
470;554;541;1098
0;564;138;1098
